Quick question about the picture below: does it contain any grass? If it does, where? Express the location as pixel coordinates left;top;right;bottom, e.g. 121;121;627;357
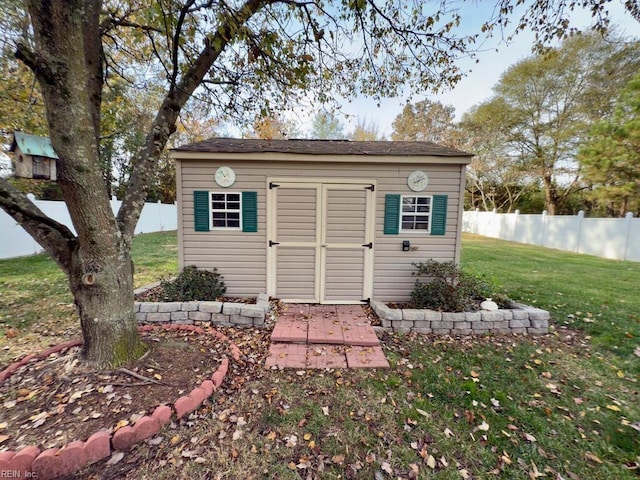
1;231;639;479
0;230;178;363
461;234;640;372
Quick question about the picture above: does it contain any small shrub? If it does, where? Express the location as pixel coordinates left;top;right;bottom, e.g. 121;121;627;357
409;260;507;311
158;265;226;301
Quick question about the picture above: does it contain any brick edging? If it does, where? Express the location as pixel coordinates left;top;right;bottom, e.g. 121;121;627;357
370;301;551;335
0;324;241;480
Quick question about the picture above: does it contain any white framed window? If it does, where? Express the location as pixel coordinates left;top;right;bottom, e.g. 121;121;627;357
400;195;432;232
211;192;242;229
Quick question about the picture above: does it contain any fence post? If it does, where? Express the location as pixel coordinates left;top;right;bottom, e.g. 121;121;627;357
539;210;547;246
623;212;634;261
575;210;585;254
513;209;520;242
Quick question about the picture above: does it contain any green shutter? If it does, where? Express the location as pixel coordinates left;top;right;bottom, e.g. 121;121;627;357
384;194;400;234
242;191;258;232
193;190;210;231
431;195;448;235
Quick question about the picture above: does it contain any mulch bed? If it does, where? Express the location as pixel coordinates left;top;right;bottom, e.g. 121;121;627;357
0;328;229;451
134;284;255;304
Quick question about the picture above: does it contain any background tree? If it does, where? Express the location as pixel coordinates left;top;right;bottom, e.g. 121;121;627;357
247;113;301;139
579;74;640;216
391;99;457;145
458;104;532;212
309;112;346;139
0;0;636;367
349;118;383;141
463;33;640;215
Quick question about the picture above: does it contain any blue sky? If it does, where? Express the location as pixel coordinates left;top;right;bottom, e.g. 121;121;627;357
325;1;639;138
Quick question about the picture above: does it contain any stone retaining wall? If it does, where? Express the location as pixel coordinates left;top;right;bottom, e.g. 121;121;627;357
371;300;550;335
135;293;271;327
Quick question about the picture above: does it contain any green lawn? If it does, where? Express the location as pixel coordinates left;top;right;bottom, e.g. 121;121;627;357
461;234;640;371
1;231;639;479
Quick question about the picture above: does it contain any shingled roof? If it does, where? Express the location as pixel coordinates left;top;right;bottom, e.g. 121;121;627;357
172;138;472;158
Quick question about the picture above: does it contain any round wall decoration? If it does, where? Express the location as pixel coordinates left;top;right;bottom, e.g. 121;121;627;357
214;166;236;188
407;170;428;192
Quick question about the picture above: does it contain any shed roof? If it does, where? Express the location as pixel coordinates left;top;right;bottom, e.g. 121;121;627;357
10;132;58;159
172;138;472;158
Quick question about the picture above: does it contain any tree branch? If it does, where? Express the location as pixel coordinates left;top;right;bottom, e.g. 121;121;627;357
15;41;55;85
117;0;274;240
0;179;77;273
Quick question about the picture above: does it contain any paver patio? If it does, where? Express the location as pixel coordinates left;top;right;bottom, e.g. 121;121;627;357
265;304;389;369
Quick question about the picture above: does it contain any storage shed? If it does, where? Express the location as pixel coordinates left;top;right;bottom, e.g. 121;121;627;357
171;138;472;304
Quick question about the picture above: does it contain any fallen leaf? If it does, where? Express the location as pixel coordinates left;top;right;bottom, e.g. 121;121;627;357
606;404;621;412
416;408;430;418
286;435;298;448
381;461;393;474
524;433;537;443
232;429;242;441
459;468;471;479
478;421;490;431
331;454;345;465
427;455;436;469
322;406;330;416
444;427;454;438
584;452;603;464
106;452;124;466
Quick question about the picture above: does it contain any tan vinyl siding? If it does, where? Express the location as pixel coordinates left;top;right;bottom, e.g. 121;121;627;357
276;188;317;242
324;249;365;301
325;189;367;244
373;165;462;302
276;248;316;300
178;159;463;301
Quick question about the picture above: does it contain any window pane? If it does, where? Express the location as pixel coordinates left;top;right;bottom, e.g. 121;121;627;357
212;194;224;202
228;194;240;202
228;219;240;228
417;197;430;205
417;205;430;212
228;202;240;210
212;202;225;209
402;222;414;229
228;212;240;220
414;223;429;230
417;216;429;222
213;219;226;227
402;204;415;213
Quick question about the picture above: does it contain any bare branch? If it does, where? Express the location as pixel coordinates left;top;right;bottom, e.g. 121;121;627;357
0;179;76;272
117;0;275;239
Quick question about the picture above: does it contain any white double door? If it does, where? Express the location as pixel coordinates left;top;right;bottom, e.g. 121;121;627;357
267;180;375;303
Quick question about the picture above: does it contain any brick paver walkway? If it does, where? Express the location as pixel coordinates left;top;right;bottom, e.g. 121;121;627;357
265;304;389;369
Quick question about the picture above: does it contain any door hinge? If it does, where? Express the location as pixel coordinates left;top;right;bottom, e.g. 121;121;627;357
360;298;370;304
365;184;375;191
269;182;280;189
362;242;373;249
269;240;280;247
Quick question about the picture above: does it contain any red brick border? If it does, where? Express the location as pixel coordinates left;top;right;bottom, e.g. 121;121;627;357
0;325;241;480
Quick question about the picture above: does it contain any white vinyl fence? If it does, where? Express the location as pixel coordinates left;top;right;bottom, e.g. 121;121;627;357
462;209;640;262
1;195;177;259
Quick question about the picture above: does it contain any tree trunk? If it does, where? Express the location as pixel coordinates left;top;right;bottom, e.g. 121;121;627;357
69;245;145;366
20;0;145;367
541;174;558;215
